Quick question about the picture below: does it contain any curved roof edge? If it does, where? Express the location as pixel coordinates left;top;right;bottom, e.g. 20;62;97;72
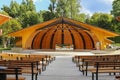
8;17;119;37
0;14;11;25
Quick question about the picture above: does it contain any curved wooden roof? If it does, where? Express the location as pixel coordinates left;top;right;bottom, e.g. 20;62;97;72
8;17;119;50
31;23;98;49
0;14;11;25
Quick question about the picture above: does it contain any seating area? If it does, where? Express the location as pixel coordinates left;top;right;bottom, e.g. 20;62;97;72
73;55;120;80
0;51;120;80
0;53;55;80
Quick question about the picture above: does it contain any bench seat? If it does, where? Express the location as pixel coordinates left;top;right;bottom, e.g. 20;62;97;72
7;77;25;80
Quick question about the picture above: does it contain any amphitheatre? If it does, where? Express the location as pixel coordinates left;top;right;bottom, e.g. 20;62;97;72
0;14;120;80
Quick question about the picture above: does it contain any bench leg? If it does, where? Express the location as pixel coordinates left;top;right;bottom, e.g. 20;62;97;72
85;62;88;76
82;70;84;75
109;73;111;75
0;73;6;80
114;72;116;75
96;73;98;80
92;73;94;80
42;65;46;71
35;73;38;80
31;63;34;80
85;70;87;76
79;65;81;71
79;65;83;72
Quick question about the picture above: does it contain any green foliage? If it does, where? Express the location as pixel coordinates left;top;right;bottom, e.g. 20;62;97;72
19;11;41;27
42;11;56;21
0;19;22;35
0;18;22;48
48;0;56;13
47;0;82;21
1;0;40;28
87;13;114;31
111;0;120;17
2;1;20;18
56;0;81;19
109;36;120;43
0;11;9;16
111;0;120;33
77;13;87;22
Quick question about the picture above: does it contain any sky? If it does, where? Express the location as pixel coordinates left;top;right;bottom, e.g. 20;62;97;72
0;0;114;16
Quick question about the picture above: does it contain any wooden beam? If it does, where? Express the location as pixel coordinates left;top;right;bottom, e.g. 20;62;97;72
36;17;89;31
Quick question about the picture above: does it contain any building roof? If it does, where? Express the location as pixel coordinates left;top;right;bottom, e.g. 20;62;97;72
0;14;11;25
9;17;119;37
8;17;119;49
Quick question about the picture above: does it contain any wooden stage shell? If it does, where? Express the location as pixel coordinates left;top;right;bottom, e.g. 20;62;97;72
8;17;119;50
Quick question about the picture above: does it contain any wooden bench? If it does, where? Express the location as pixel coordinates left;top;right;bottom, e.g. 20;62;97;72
115;75;120;80
0;60;39;80
81;55;117;76
74;55;120;76
0;67;25;80
0;53;55;80
20;56;47;71
73;55;97;76
0;53;29;60
10;60;39;80
91;61;120;80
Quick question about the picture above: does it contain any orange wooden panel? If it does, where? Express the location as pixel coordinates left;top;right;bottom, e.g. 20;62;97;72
52;29;62;49
0;14;10;25
71;30;84;49
32;30;47;49
25;30;40;49
80;30;93;49
42;28;56;49
86;31;99;47
64;29;73;45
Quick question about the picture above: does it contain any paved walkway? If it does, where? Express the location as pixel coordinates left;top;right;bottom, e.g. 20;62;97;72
33;56;115;80
39;56;82;80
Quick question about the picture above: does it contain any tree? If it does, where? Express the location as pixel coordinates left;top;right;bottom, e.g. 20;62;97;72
68;0;81;20
42;11;56;21
2;0;20;18
0;18;22;48
77;13;87;22
111;0;120;33
87;13;113;30
56;0;69;17
2;0;39;28
48;0;81;20
48;0;56;13
26;0;36;11
42;0;57;21
20;11;41;27
111;0;120;17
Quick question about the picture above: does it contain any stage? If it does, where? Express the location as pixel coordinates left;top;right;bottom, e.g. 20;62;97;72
20;49;114;56
3;48;117;56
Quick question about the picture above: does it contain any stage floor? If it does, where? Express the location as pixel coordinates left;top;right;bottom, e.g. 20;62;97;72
20;49;116;56
3;49;119;56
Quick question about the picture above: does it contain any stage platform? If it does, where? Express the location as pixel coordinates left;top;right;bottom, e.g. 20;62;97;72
3;49;119;56
17;49;116;56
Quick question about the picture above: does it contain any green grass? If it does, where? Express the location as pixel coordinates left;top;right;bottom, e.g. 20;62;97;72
113;43;120;46
0;48;11;50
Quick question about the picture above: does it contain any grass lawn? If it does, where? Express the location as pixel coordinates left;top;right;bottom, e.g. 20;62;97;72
113;43;120;46
0;47;11;50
